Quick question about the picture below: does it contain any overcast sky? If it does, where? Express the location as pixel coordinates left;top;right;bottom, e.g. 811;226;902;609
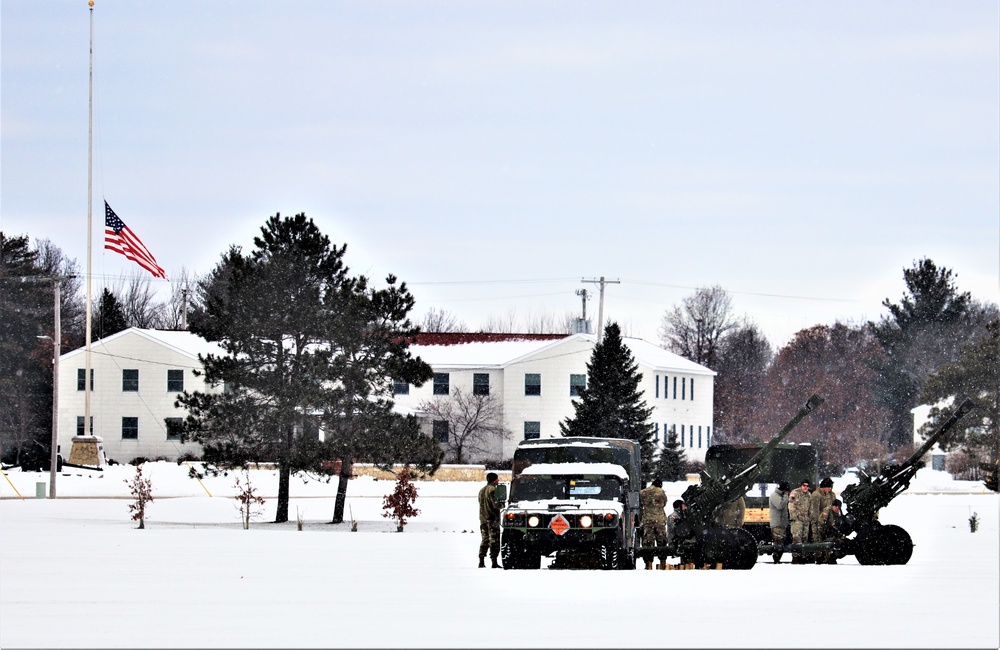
2;1;997;347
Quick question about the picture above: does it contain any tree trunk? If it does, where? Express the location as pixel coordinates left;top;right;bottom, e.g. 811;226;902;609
331;456;351;523
275;424;293;523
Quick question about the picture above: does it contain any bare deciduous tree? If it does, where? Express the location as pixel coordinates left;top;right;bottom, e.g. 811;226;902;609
109;270;166;329
420;307;467;333
418;388;512;463
481;308;519;333
658;285;737;368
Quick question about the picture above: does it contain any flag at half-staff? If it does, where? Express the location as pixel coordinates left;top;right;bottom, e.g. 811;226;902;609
104;200;167;279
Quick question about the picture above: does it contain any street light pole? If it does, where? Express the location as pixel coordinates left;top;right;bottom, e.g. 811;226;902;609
39;281;62;498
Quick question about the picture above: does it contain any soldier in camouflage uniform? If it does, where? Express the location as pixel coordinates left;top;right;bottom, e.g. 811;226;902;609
810;477;838;564
768;481;791;564
640;478;669;569
666;499;685;547
479;472;501;568
787;479;813;564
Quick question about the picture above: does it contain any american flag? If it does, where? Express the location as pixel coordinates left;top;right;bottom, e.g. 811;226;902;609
104;201;167;279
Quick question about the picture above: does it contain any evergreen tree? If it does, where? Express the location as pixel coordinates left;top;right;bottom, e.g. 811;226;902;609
654;428;686;481
560;322;656;478
871;258;974;447
94;288;128;339
179;214;439;524
0;233;80;468
919;319;999;458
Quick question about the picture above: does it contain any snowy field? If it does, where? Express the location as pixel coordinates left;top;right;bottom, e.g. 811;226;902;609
1;462;997;649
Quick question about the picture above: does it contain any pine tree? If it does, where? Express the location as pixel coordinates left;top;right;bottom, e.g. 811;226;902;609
94;288;128;339
919;319;999;457
560;322;656;478
178;213;440;524
655;428;687;481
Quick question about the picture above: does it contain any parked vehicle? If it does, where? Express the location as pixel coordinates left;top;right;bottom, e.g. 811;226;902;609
496;437;641;570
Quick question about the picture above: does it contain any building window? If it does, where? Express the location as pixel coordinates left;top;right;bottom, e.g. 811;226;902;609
77;368;94;391
167;369;184;392
707;426;711;447
473;373;490;396
691;378;695;401
673;376;677;399
682;377;686;400
654;423;660;443
655;375;659;399
122;417;138;440
524;421;541;440
122;369;139;392
525;373;541;396
393;379;409;395
433;373;450;395
698;426;702;449
76;416;93;436
165;417;183;441
432;420;449;442
570;374;586;396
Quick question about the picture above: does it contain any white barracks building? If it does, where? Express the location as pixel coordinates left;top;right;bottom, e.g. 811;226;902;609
56;329;715;465
395;333;716;463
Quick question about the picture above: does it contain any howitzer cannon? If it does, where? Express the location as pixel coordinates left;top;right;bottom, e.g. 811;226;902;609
663;394;824;569
760;396;977;565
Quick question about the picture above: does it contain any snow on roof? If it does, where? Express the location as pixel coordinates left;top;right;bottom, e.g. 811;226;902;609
410;337;571;368
411;332;714;374
519;462;629;479
61;327;226;361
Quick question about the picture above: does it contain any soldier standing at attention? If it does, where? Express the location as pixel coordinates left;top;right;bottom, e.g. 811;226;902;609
478;472;501;568
810;477;838;564
769;481;791;564
640;478;669;569
788;479;813;564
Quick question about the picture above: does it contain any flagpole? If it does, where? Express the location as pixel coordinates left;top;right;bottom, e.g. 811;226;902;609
84;0;95;440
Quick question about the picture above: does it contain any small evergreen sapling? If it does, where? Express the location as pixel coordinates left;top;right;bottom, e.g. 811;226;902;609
125;465;154;529
382;468;420;532
234;469;266;530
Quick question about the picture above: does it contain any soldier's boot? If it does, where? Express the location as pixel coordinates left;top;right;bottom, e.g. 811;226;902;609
478;555;486;568
644;560;653;570
657;561;667;570
491;555;501;569
772;554;782;564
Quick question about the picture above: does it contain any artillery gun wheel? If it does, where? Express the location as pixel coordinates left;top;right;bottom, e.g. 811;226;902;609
855;524;913;566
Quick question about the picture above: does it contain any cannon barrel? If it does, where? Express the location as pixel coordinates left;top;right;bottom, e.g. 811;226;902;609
670;394;823;569
842;396;976;539
893;397;976;477
685;393;823;515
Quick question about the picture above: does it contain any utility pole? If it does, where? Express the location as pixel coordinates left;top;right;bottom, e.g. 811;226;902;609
581;277;620;343
575;288;590;321
50;278;61;498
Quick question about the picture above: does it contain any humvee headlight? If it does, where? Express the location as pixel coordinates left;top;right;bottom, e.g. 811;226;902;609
602;513;616;524
527;515;541;528
579;515;593;528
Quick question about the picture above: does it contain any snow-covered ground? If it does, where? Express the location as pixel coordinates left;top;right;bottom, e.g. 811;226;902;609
1;463;997;649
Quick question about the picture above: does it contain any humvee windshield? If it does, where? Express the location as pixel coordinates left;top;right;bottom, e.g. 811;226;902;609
510;476;623;502
512;446;631;476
